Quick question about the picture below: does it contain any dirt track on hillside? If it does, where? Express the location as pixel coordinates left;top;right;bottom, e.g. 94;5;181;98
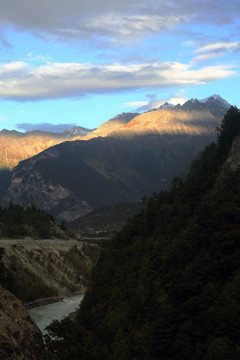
0;238;83;249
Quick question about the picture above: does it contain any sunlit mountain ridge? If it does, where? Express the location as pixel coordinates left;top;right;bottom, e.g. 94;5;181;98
0;95;231;222
0;95;230;169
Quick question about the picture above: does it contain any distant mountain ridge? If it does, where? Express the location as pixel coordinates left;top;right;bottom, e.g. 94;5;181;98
1;94;231;222
0;125;92;138
110;108;218;138
176;95;231;118
0;125;93;169
108;95;230;138
84;112;139;139
0;115;136;169
0;95;230;169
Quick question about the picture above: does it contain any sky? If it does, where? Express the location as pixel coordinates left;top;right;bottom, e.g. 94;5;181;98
0;0;239;132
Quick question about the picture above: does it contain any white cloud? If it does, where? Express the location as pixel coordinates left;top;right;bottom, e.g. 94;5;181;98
0;0;238;45
0;61;235;101
85;13;187;40
0;61;27;75
121;101;148;108
136;93;188;111
192;42;240;63
192;53;220;63
24;52;53;63
195;42;240;53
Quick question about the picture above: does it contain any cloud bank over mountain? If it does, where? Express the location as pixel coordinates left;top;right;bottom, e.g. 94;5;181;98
0;61;235;101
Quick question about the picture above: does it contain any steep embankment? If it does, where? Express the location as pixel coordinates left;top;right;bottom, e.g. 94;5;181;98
0;285;45;360
0;238;101;302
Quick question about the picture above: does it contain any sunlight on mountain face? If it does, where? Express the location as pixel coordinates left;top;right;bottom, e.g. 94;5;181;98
109;109;219;138
0;96;230;169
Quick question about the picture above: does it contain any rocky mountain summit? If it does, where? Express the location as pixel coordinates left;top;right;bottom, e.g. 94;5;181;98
106;95;230;138
84;112;139;139
63;126;92;138
175;94;230;118
110;108;219;138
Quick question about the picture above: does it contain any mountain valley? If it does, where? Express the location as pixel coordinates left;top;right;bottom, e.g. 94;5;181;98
45;106;240;360
0;98;239;360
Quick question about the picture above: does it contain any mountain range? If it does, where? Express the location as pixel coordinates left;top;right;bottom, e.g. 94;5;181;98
0;95;231;222
0;95;229;170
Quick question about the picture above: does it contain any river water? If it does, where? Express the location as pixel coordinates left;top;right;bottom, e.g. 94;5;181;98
29;294;84;334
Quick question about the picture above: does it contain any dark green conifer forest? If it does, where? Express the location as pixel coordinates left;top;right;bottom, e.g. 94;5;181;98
0;203;66;238
46;107;240;360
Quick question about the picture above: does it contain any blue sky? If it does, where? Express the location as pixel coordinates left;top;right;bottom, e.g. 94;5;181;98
0;0;239;132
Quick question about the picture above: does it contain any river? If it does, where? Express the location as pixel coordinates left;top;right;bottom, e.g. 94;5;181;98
29;294;84;334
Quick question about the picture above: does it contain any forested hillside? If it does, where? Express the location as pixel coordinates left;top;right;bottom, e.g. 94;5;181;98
46;107;240;360
0;203;68;239
0;204;101;303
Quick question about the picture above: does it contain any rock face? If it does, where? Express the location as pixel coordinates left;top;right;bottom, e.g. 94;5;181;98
227;135;240;170
0;239;101;302
0;285;45;360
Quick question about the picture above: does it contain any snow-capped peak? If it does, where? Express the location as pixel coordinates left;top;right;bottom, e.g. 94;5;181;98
199;94;231;107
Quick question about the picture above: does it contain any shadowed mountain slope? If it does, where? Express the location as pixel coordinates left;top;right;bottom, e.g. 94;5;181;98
46;106;240;360
2;130;218;222
1;96;230;222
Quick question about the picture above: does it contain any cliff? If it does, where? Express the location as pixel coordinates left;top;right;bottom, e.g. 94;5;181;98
0;285;45;360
